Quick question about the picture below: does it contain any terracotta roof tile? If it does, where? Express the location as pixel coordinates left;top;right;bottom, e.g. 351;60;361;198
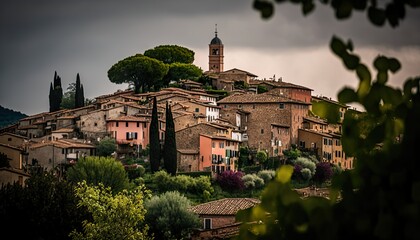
190;198;260;215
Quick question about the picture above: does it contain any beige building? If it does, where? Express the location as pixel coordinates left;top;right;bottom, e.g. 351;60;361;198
28;139;95;172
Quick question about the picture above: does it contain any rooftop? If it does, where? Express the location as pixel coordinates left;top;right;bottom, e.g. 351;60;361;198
189;198;260;215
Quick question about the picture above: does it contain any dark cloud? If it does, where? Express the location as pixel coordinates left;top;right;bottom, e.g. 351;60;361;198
0;0;419;115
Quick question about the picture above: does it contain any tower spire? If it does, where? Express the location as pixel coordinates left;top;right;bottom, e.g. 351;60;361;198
215;24;218;37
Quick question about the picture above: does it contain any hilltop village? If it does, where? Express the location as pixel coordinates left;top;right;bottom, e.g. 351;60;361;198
0;31;356;185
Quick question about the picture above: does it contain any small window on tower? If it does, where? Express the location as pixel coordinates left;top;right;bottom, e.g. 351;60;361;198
212;49;219;55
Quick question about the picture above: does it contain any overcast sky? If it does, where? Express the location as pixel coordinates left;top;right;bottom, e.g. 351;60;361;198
1;0;419;115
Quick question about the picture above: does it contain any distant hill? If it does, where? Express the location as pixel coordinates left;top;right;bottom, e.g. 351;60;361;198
0;105;28;129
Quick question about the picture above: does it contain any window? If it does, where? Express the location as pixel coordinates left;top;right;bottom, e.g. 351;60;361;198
279;103;285;109
126;132;138;140
7;138;12;141
116;122;119;127
261;129;264;134
212;142;215;148
238;104;242;109
125;122;129;127
299;141;305;148
219;142;224;148
137;122;140;128
195;108;199;112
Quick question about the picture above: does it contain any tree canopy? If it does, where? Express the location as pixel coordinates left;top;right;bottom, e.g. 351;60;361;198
144;45;194;64
0;172;88;240
144;191;200;240
66;156;130;194
107;54;168;93
95;137;117;157
70;181;151;240
163;62;203;85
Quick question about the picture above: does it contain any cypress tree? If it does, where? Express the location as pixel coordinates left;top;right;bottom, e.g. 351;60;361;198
163;101;177;175
55;75;63;109
149;96;161;173
80;84;85;107
49;82;54;112
74;73;84;108
49;71;63;112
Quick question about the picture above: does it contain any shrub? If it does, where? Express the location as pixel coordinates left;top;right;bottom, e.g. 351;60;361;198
292;164;303;181
145;191;200;240
300;168;312;181
293;157;316;178
125;164;145;180
257;170;276;184
216;170;245;191
242;174;265;189
313;162;333;184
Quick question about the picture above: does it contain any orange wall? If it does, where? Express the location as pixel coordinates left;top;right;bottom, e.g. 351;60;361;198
199;135;212;171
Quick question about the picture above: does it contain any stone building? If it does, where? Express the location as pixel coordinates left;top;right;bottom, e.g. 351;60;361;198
218;92;310;156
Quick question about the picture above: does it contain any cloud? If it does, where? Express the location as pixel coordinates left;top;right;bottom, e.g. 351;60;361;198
0;0;419;115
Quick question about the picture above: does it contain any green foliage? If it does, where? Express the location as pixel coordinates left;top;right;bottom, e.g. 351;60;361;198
67;156;130;194
0;105;27;128
70;181;151;240
61;82;76;109
234;80;249;89
163;62;203;86
95;136;116;157
252;0;415;28
108;54;169;93
163;102;177;175
151;170;214;197
144;191;200;240
283;146;301;161
126;164;146;181
239;146;251;168
242;174;265;189
74;73;85;108
257;169;276;184
149;97;161;173
205;89;229;97
237;40;420;240
256;150;268;165
292;157;316;180
0;172;87;240
49;71;63;112
177;171;212;178
312;100;340;124
257;85;268;94
242;165;262;174
144;45;195;64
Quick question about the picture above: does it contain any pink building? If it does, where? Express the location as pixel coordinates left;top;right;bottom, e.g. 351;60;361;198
199;134;239;174
107;115;150;149
107;115;166;158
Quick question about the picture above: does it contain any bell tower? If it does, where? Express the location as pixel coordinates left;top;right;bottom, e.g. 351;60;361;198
208;24;224;73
